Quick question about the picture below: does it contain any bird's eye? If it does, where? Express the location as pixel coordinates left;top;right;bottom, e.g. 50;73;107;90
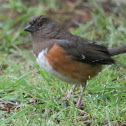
30;22;33;26
38;22;42;26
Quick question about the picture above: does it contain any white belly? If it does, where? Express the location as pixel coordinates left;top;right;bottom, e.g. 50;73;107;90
36;49;79;83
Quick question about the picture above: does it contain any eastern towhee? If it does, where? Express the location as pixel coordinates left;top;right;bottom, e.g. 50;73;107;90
24;15;126;107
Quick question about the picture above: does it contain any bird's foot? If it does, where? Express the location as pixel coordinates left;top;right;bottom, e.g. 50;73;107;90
74;98;84;109
62;96;68;101
62;97;84;109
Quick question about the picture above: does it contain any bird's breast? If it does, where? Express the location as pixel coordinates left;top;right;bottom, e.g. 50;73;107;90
36;44;102;84
36;48;79;83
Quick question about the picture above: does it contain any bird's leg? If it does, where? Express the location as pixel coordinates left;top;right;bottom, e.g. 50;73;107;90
62;84;77;101
67;84;77;98
76;84;86;107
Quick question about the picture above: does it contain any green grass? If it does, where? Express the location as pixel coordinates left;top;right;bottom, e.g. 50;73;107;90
0;0;126;125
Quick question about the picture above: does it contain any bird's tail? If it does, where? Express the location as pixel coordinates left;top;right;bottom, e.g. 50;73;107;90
108;45;126;56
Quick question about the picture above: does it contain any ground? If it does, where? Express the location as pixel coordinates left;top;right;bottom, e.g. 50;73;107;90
0;0;126;125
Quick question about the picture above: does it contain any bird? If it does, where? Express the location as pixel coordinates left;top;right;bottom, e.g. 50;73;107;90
24;15;126;107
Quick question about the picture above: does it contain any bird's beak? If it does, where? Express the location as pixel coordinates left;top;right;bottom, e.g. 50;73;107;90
24;24;34;33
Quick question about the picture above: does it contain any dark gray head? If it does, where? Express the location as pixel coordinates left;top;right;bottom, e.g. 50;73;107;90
24;15;63;41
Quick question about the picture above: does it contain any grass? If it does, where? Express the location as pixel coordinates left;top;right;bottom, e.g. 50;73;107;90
0;0;126;125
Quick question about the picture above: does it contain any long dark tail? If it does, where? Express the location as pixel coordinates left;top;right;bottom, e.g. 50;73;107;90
108;45;126;56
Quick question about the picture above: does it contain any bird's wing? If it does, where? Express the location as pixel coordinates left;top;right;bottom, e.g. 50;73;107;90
56;39;115;65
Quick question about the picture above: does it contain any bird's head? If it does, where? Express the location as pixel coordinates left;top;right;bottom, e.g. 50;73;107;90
24;15;62;41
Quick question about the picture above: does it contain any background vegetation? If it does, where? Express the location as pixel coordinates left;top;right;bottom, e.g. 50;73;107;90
0;0;126;125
